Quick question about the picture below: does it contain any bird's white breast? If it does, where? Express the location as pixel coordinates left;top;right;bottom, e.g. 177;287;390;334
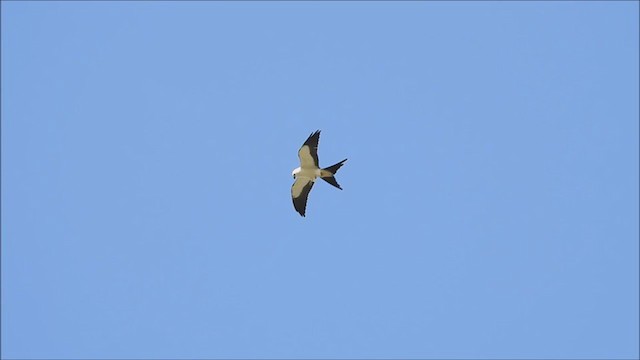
297;167;320;180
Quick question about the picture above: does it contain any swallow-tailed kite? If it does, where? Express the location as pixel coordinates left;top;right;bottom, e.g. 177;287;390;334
291;130;347;217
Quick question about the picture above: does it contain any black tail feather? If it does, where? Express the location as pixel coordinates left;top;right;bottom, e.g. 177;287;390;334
322;176;342;190
321;159;347;190
323;159;347;175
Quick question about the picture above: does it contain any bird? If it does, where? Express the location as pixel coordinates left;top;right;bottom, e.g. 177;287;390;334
291;130;347;217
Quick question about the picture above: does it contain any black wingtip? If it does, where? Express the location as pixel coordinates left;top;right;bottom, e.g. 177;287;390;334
303;130;321;147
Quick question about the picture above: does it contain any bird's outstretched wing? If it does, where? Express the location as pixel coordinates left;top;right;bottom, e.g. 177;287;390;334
298;130;320;168
291;177;315;217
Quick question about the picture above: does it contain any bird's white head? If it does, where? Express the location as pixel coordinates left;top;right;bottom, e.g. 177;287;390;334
292;167;301;179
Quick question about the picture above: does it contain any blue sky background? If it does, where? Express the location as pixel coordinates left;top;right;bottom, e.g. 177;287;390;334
2;2;638;359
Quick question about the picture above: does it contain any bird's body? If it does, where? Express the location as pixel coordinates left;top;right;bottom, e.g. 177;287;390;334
292;166;321;180
291;130;347;217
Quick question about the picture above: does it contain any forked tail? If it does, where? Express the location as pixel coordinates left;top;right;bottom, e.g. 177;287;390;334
320;159;347;190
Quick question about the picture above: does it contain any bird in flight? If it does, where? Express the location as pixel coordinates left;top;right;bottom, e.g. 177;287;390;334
291;130;347;217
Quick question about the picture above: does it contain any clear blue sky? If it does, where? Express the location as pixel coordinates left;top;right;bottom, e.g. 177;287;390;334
2;2;638;359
